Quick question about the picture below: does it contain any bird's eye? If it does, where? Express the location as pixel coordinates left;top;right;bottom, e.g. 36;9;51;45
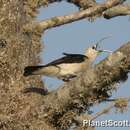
92;46;96;50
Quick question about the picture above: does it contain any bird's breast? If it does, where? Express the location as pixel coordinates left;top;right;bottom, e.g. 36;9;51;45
58;62;88;75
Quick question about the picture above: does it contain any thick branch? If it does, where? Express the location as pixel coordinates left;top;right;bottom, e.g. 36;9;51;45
67;0;97;9
23;0;125;33
103;3;130;19
37;0;124;31
38;41;130;129
33;0;96;9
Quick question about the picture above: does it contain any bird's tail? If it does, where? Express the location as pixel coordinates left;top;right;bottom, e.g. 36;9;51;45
24;65;60;77
24;66;44;76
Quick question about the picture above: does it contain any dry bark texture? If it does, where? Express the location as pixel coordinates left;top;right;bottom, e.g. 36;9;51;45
67;0;97;9
0;0;130;130
0;0;50;130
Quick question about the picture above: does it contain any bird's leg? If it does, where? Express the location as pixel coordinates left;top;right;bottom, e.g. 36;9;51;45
60;74;77;82
62;78;70;82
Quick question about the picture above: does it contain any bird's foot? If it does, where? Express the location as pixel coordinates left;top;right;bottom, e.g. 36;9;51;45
60;74;77;82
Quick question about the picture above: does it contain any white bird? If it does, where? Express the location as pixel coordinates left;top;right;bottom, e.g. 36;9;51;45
24;42;111;82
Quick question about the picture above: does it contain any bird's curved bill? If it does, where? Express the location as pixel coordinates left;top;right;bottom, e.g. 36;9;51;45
98;49;112;53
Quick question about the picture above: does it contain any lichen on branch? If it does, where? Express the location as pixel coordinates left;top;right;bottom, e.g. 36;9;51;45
103;3;130;19
23;0;126;33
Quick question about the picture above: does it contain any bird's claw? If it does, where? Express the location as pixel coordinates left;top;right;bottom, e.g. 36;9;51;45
59;74;77;82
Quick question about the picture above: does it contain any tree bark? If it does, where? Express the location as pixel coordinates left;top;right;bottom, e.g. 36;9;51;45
0;0;50;130
0;0;130;130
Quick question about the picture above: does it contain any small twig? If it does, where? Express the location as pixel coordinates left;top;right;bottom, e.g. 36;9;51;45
91;97;130;120
90;104;114;120
95;35;112;50
74;97;130;126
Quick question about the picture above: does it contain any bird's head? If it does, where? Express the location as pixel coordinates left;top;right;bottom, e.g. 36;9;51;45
84;45;100;61
84;39;112;61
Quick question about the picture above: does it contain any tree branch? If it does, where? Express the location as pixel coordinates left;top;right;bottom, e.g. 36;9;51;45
91;97;130;120
37;0;125;31
34;41;130;129
27;0;96;9
74;97;130;130
103;3;130;19
23;0;125;33
67;0;97;9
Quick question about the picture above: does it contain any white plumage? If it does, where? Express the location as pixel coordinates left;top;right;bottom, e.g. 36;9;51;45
24;44;111;82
